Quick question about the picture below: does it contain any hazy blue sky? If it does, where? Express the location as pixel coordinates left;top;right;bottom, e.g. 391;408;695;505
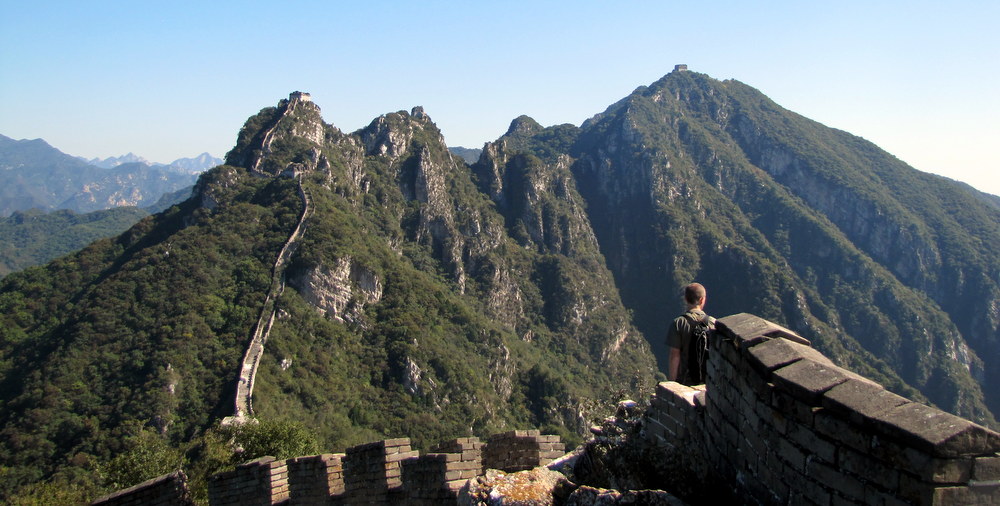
2;1;998;194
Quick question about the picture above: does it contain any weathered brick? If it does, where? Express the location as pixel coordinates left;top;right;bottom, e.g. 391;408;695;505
932;482;1000;504
783;466;832;506
868;435;935;478
838;446;900;491
716;313;806;349
756;400;788;435
973;454;1000;481
771;389;816;426
806;459;863;501
814;411;869;453
923;457;973;484
821;378;909;426
778;437;807;472
897;472;935;506
743;366;773;403
745;335;829;376
787;421;837;464
863;484;911;506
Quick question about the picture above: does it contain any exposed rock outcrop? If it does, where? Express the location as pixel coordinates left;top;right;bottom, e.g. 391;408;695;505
289;257;383;323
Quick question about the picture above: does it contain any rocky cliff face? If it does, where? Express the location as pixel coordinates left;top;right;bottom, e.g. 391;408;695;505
221;93;658;443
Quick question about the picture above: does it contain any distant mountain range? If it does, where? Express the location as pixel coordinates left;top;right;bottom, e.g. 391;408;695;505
0;134;218;216
81;151;222;174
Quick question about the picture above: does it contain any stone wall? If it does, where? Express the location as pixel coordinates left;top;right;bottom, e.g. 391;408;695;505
483;430;566;472
91;470;193;506
645;313;1000;505
199;432;560;505
343;437;417;504
207;456;291;505
403;438;482;504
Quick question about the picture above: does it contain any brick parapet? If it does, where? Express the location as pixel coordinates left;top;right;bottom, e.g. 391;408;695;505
483;430;566;472
207;456;289;506
91;470;193;506
645;312;1000;505
343;437;416;504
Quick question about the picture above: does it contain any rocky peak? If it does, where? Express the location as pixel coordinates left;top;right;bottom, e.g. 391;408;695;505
505;115;543;139
224;92;328;176
360;111;420;158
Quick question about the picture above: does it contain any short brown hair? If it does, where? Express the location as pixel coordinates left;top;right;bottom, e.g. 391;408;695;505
684;283;706;305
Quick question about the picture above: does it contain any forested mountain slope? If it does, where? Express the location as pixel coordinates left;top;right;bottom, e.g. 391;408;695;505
0;207;149;277
2;70;999;499
0;93;654;499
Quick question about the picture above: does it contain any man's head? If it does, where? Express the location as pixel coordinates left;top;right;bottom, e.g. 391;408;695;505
684;283;706;308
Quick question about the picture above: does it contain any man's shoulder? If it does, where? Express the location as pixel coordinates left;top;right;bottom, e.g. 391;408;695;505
684;309;714;327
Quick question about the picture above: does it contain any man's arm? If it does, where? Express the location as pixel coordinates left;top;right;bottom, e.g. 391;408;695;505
668;347;681;381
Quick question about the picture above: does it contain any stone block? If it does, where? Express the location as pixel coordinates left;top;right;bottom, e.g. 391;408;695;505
716;313;810;348
821;378;910;425
924;456;974;484
786;420;836;464
932;482;1000;505
839;446;900;491
756;400;789;435
869;401;1000;457
813;411;868;453
743;366;773;403
863;484;912;506
716;333;742;366
745;337;828;378
974;454;1000;481
771;358;852;405
783;466;831;506
897;467;937;506
771;389;816;426
806;459;864;501
777;437;807;473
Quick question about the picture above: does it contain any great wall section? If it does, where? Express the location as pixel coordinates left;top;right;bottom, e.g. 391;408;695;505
230;175;313;421
93;315;1000;505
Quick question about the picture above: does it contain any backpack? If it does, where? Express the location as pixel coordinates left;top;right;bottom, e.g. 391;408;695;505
683;312;711;384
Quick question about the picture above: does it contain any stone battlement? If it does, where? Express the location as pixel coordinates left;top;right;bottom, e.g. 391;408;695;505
645;313;1000;505
95;431;564;505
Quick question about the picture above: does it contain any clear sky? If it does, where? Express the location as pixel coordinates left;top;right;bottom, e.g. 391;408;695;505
2;1;998;195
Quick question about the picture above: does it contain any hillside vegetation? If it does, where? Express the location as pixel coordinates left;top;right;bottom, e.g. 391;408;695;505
0;208;149;277
2;72;999;502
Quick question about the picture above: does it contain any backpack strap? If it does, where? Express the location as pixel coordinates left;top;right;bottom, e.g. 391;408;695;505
683;311;710;328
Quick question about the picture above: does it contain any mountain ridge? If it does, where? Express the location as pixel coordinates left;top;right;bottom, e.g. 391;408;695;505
1;70;998;500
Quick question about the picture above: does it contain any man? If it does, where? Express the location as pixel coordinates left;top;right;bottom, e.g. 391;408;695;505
666;283;715;385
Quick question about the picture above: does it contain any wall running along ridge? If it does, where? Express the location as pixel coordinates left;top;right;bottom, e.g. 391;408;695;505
94;313;1000;505
231;174;312;420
